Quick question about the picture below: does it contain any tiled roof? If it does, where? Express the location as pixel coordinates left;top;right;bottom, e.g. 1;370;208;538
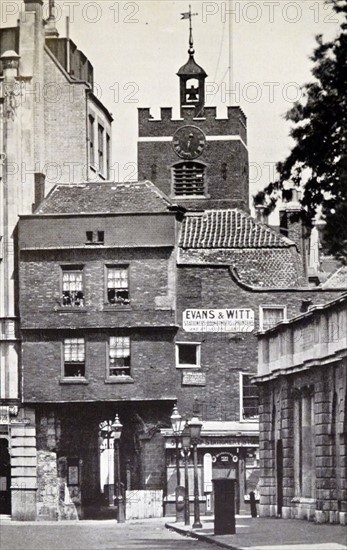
178;247;306;288
35;181;173;215
179;209;294;249
321;266;347;289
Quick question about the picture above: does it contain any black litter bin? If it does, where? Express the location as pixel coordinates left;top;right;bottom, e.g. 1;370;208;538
212;478;236;535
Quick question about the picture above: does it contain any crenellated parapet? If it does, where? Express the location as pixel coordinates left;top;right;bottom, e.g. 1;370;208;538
138;105;247;144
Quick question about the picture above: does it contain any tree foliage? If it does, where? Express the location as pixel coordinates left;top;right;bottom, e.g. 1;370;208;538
254;0;347;261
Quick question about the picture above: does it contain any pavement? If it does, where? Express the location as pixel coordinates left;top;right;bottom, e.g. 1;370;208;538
0;514;346;550
165;515;347;550
1;517;210;550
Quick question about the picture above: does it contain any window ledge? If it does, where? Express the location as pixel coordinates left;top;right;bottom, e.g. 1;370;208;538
56;307;88;313
240;417;259;423
171;195;209;200
105;376;134;384
60;378;89;385
176;365;201;369
103;305;132;311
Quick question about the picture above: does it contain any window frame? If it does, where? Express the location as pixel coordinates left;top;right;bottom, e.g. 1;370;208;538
104;264;130;306
62;337;86;379
259;305;287;331
98;123;105;176
88;114;95;166
106;133;111;179
239;372;259;422
106;335;133;380
171;160;208;198
60;265;85;308
85;231;104;245
175;342;201;369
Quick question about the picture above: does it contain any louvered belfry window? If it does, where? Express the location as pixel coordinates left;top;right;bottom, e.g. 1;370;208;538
173;162;206;196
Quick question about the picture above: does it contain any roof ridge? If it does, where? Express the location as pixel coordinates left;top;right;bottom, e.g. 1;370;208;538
142;179;173;207
34;180;173;215
321;265;347;288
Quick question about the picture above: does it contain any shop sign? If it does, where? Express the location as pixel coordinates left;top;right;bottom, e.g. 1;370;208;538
165;437;257;449
183;309;255;333
200;436;258;447
182;372;206;386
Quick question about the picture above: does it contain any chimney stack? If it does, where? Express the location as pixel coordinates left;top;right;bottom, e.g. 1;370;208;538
279;187;309;279
255;205;269;225
24;0;44;15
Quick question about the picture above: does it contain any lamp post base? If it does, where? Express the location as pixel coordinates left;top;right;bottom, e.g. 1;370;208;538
175;485;185;522
192;521;202;529
117;500;125;523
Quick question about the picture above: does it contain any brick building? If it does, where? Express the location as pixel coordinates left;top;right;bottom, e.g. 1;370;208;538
255;293;347;525
2;1;346;522
17;180;181;520
0;0;112;518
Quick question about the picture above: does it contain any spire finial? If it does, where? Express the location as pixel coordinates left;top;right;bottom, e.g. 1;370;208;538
181;5;198;56
48;0;55;21
45;0;59;37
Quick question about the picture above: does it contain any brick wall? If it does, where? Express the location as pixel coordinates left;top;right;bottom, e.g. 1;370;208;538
19;214;176;253
22;329;178;403
20;246;175;328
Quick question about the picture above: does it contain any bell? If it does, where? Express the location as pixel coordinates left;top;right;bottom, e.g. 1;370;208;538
187;85;198;101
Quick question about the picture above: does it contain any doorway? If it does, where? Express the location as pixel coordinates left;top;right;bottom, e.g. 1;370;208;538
276;439;283;517
0;438;11;515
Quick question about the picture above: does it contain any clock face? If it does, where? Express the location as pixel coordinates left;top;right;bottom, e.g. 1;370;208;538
172;125;206;160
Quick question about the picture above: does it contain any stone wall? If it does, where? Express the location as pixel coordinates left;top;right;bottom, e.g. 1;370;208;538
258;360;347;524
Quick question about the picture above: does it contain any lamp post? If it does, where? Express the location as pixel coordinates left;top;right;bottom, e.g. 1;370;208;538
189;401;203;529
100;422;114;506
170;404;182;487
181;421;191;526
111;414;125;523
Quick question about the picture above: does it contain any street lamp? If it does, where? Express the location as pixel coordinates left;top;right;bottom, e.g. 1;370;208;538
100;422;114;506
170;404;182;487
181;420;191;526
189;400;203;529
111;414;125;523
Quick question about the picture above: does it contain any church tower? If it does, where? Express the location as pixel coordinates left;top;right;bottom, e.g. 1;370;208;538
137;8;249;212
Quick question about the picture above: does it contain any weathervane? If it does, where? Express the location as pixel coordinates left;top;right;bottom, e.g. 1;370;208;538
181;5;198;55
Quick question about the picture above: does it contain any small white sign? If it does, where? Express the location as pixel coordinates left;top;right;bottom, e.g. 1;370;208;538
183;309;255;333
182;372;206;386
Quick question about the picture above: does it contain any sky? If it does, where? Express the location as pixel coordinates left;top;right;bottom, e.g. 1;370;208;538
2;0;342;215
